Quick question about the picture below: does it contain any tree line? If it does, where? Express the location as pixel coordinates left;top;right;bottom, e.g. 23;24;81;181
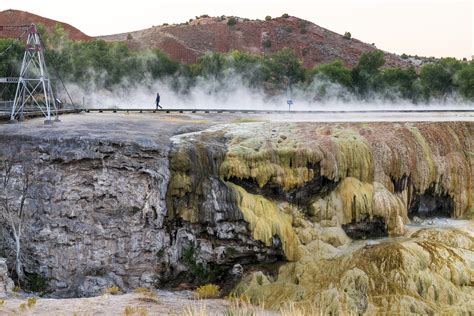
0;23;472;102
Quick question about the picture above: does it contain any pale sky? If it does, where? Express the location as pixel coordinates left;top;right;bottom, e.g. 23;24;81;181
2;0;473;59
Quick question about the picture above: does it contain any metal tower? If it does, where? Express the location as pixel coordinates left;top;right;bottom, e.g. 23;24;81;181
10;24;58;124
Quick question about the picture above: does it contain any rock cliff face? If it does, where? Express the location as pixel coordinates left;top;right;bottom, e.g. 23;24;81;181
0;115;472;313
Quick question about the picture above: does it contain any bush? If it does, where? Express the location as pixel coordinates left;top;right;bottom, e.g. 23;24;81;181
343;32;352;39
420;58;463;99
282;13;290;18
27;297;37;308
262;48;305;88
309;60;353;88
134;287;156;298
194;284;221;299
263;38;272;48
125;306;148;316
24;272;49;294
103;285;120;295
381;67;418;100
126;33;133;40
265;15;272;21
286;26;293;33
454;62;474;100
227;17;237;26
299;21;308;34
351;50;385;95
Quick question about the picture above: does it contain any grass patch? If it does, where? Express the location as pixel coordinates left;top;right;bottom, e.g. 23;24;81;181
194;284;221;299
231;118;262;123
27;297;37;308
102;285;121;295
124;305;148;316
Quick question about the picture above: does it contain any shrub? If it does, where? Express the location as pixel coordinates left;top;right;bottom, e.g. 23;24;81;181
194;284;221;299
134;287;156;298
351;50;385;95
282;13;290;18
286;26;293;33
309;60;353;88
125;306;148;316
227;17;237;26
24;273;49;294
27;297;37;308
103;285;120;295
454;62;474;99
401;53;408;60
420;57;463;99
262;48;305;87
127;33;133;40
343;31;352;39
299;21;308;34
180;245;228;283
263;38;272;48
265;16;272;21
381;67;418;100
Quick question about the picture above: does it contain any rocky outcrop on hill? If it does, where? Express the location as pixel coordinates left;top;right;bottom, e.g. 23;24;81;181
0;9;91;41
0;115;472;314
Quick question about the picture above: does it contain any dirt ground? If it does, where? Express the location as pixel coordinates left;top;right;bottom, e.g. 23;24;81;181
0;290;277;315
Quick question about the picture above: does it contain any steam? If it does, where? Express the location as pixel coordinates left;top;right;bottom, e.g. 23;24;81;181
58;62;474;111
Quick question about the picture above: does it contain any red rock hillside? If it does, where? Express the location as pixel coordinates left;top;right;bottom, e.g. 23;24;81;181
99;15;411;69
0;9;91;41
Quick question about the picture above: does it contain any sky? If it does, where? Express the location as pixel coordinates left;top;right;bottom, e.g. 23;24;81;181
1;0;473;59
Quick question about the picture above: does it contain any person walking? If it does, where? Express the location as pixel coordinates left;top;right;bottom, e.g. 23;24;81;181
155;92;162;109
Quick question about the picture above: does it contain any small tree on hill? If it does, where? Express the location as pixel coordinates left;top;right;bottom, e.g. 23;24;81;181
227;17;237;26
265;16;272;21
343;32;352;39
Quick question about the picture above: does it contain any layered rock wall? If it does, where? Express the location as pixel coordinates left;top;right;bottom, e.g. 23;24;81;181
0;119;472;312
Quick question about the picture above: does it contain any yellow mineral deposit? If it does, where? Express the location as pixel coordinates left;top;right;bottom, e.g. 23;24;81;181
169;121;473;314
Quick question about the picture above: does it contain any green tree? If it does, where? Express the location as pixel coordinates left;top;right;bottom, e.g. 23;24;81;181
145;49;180;79
453;62;474;100
380;67;418;100
0;39;24;99
309;60;352;88
227;17;237;26
197;53;227;79
262;48;305;89
226;50;264;87
420;58;463;99
351;50;385;95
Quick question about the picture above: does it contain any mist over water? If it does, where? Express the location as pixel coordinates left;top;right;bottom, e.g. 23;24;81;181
62;73;474;112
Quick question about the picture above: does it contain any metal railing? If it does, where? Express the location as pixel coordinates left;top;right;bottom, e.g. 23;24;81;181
0;101;13;113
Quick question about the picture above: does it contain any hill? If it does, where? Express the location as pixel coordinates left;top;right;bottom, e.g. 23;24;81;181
99;15;411;69
0;9;91;41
